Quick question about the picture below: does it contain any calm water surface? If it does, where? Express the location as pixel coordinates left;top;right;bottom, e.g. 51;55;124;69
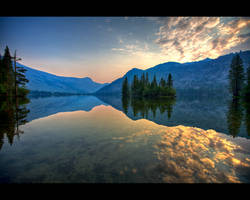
0;94;250;183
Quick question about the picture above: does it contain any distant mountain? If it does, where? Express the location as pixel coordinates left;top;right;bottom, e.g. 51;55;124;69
96;50;250;94
16;63;108;94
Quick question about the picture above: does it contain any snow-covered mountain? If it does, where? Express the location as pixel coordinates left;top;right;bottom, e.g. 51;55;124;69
16;63;108;94
96;50;250;94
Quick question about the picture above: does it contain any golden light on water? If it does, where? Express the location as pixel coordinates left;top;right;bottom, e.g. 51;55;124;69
113;121;250;183
19;105;250;183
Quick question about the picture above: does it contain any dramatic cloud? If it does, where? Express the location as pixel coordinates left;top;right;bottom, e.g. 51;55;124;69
113;123;250;183
154;17;250;62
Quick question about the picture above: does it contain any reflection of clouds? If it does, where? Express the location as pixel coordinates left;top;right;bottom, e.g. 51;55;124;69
113;124;250;183
156;126;250;183
113;128;156;144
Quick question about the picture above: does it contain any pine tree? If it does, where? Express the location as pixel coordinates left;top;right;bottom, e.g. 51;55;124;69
1;46;15;97
145;72;149;87
151;75;157;89
229;54;245;98
122;76;130;98
141;73;145;85
160;77;166;88
167;73;173;88
131;75;138;97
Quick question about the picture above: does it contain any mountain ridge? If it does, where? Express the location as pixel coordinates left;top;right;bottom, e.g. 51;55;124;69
16;62;108;94
96;50;250;94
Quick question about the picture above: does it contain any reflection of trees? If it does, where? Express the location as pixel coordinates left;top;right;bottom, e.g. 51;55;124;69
227;95;250;138
122;96;176;120
227;98;243;137
243;100;250;136
0;97;29;150
122;96;129;115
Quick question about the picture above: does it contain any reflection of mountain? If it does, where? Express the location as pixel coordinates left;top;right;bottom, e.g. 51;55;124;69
24;93;249;139
97;93;249;139
26;95;108;122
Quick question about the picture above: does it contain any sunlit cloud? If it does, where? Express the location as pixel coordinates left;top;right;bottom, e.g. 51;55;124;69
154;17;250;62
1;17;250;83
113;123;250;183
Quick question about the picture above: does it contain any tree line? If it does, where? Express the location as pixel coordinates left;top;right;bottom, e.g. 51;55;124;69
122;72;176;99
0;46;29;99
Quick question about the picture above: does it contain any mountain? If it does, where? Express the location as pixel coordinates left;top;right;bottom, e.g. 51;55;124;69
16;63;108;94
96;50;250;94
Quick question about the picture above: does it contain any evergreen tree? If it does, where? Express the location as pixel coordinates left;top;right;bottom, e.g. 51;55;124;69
1;46;15;97
131;74;139;97
16;66;29;97
160;77;166;88
141;73;145;86
145;72;149;87
128;73;176;99
150;75;158;96
159;78;166;96
151;75;157;89
167;73;173;88
122;76;130;98
229;54;245;98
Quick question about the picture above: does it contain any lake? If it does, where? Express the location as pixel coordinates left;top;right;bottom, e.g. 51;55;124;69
0;92;250;183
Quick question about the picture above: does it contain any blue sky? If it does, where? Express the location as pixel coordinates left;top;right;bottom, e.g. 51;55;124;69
1;17;249;83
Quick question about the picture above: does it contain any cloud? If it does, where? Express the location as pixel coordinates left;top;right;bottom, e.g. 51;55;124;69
154;17;250;62
111;41;168;69
112;124;250;183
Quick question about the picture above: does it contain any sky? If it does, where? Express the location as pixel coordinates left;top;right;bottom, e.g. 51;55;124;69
0;16;250;83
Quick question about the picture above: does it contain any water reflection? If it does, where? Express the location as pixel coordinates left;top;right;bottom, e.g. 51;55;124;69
112;124;250;183
98;93;249;139
1;91;249;152
227;98;244;138
0;95;249;183
226;97;250;138
122;97;176;120
26;95;107;122
0;97;30;150
0;104;249;183
245;101;250;136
